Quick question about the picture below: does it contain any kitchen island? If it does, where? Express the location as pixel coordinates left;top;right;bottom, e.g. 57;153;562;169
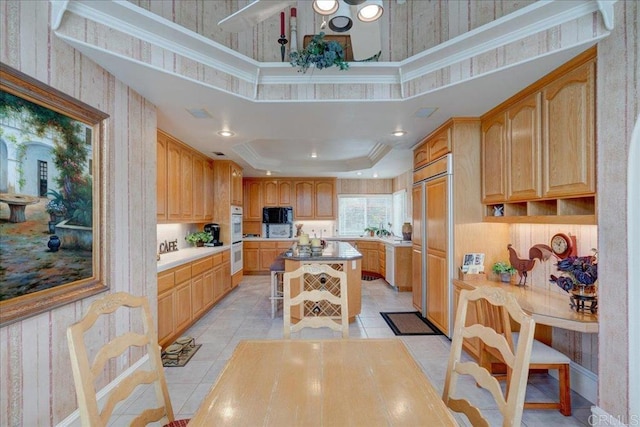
283;241;362;322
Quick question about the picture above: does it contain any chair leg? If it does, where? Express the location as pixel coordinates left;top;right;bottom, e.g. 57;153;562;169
270;271;277;319
558;364;572;416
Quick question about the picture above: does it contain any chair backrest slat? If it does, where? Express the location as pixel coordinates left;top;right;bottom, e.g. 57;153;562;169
67;292;176;426
443;287;535;427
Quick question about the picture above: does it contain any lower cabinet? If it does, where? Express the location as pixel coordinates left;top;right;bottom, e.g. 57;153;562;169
158;250;231;348
243;240;294;274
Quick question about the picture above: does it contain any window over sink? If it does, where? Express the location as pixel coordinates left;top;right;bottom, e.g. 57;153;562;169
338;195;393;236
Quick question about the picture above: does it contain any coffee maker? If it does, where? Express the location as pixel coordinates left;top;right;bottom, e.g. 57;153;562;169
204;223;222;246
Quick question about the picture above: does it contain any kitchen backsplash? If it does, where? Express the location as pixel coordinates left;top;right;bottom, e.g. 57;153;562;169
293;221;335;238
157;223;202;251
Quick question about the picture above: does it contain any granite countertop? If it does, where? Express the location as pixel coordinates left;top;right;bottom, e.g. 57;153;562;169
157;244;230;272
242;236;412;247
283;241;362;261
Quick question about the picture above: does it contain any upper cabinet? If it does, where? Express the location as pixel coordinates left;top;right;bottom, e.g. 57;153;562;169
293;180;314;219
481;48;596;224
413;126;452;170
243;178;336;222
231;164;243;206
542;60;595;198
157;130;215;224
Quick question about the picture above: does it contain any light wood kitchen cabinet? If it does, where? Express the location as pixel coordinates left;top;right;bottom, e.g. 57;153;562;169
378;243;385;277
204;161;214;222
507;93;541;201
244;180;263;221
481;48;596;224
157;250;232;348
542;59;595;198
192;155;205;222
263;180;278;206
413;126;452;170
314;180;336;219
413;118;483;336
231;164;243;206
242;241;260;273
425;175;449;333
166;139;182;221
157;132;168;221
243;178;335;221
293;180;314;219
481;112;507;204
158;130;216;223
278;180;292;205
243;240;293;274
356;241;379;273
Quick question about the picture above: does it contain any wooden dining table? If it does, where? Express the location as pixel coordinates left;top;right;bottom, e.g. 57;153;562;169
187;339;458;426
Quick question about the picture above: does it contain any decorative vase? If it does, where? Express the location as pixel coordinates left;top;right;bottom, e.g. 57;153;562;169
500;273;512;283
48;221;56;234
47;235;61;252
402;222;412;241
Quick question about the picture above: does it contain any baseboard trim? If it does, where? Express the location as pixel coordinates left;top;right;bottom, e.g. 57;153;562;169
56;355;149;427
548;360;598;404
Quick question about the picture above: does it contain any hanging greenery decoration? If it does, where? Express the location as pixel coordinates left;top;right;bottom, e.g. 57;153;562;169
289;32;349;73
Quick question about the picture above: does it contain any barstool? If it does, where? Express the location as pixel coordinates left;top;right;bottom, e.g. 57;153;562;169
270;257;285;318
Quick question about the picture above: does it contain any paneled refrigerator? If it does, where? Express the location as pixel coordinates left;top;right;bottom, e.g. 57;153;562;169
412;154;454;337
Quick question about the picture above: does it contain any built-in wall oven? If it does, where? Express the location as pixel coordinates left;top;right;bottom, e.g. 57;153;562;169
231;206;243;274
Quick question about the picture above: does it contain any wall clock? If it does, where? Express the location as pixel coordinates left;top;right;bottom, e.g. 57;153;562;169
550;233;577;258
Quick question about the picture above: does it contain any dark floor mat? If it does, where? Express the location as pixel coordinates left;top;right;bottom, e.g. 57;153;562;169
380;311;444;336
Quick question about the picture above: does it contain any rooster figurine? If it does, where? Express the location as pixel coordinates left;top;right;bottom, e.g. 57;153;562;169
507;243;554;286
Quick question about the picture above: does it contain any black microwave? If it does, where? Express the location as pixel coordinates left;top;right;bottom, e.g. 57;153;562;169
262;207;293;224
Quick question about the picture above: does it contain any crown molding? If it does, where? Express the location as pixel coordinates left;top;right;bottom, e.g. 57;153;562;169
53;0;611;103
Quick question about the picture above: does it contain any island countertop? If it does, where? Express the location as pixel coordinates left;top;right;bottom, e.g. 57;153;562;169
283;241;362;261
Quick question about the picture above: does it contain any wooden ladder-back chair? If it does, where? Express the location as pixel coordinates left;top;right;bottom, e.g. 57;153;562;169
283;263;349;338
67;292;189;427
443;287;536;427
479;294;572;416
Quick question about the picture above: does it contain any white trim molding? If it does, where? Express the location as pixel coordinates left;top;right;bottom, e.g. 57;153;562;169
549;360;599;405
51;0;612;102
628;113;640;422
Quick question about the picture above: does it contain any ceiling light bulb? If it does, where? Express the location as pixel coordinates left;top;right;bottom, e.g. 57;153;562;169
311;152;318;158
356;172;362;175
392;130;407;137
312;0;338;15
373;173;379;178
266;171;272;176
357;1;384;22
217;130;234;137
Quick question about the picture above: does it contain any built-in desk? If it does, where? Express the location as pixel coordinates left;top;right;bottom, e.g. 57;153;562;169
453;278;598;334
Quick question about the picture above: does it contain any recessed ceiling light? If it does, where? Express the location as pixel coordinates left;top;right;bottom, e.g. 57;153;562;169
217;130;235;137
266;171;272;176
373;173;379;178
356;172;362;176
392;130;407;137
311;152;318;158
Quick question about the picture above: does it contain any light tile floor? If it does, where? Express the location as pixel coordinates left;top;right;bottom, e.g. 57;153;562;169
112;275;594;426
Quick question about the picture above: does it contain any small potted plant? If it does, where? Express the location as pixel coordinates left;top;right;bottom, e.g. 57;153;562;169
45;199;67;222
289;32;349;73
492;261;517;283
185;231;212;247
363;226;379;237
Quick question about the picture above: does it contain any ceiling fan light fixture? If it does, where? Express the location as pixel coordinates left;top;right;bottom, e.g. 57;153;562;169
357;0;384;22
343;0;366;5
312;0;338;16
328;1;353;33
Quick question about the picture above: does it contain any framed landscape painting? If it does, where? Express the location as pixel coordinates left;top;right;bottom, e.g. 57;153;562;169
0;63;109;326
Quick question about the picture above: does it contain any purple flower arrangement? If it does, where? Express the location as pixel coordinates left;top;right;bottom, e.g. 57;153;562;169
550;251;598;293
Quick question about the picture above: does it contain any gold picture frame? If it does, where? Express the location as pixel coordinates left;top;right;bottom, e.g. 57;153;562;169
0;63;109;326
